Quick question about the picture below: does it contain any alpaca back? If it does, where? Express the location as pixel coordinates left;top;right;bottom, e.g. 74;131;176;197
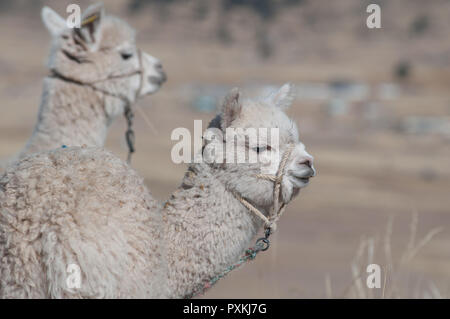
0;147;167;298
0;159;10;175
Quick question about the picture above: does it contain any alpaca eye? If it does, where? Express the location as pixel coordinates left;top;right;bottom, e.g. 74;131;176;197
121;52;133;60
254;146;267;153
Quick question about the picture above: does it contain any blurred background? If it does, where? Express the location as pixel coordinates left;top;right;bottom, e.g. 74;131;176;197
0;0;449;298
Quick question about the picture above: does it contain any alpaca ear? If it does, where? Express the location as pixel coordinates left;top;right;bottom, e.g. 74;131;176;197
41;6;66;36
268;83;295;109
221;88;242;129
74;3;105;51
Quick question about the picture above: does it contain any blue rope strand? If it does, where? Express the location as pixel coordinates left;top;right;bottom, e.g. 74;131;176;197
186;241;267;298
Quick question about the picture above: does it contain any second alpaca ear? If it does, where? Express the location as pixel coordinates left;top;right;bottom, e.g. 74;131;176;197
221;88;242;130
74;3;105;51
41;6;66;36
269;83;295;109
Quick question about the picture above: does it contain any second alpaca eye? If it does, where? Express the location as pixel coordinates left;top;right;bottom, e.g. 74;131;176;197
121;52;133;60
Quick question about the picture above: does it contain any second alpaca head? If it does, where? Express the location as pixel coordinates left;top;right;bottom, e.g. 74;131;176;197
203;83;316;209
41;3;167;118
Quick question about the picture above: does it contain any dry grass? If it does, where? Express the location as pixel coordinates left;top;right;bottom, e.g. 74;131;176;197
331;213;446;299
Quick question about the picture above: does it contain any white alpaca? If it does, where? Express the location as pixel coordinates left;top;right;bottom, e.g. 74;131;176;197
0;84;315;298
0;3;166;172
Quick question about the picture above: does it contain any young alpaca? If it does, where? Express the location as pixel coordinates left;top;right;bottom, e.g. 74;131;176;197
0;84;315;298
0;3;166;172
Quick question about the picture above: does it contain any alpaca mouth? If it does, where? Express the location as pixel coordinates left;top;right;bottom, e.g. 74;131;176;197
295;177;310;185
289;176;311;189
289;167;316;180
148;73;167;86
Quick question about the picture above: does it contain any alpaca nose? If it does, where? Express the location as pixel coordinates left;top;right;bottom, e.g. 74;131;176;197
298;157;313;168
298;156;316;177
152;62;167;84
148;70;167;85
155;62;163;72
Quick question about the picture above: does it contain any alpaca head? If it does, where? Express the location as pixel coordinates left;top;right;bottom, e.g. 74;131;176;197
41;3;166;117
205;84;315;209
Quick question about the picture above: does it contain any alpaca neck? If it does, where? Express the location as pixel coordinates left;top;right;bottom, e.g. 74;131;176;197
162;163;266;298
20;77;118;158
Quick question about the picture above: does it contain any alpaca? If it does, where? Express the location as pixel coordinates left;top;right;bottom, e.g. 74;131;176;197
0;84;316;298
0;3;166;172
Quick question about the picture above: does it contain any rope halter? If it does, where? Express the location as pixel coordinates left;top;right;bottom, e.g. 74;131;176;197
123;48;144;164
232;144;295;247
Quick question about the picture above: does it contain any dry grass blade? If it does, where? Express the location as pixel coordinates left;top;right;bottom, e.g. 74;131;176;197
325;273;332;299
400;227;444;265
136;104;159;135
